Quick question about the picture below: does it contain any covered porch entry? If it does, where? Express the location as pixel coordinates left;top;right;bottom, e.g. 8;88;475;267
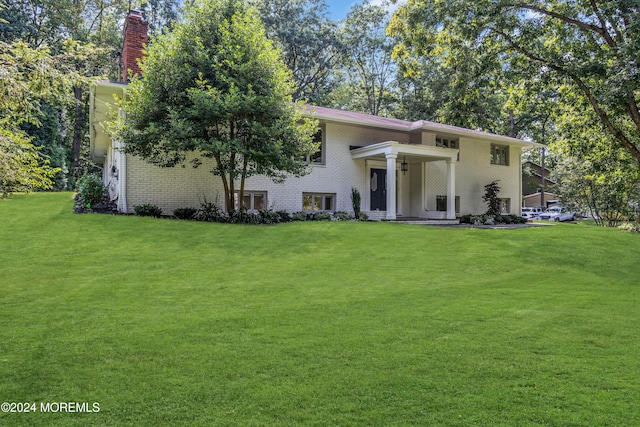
351;141;458;221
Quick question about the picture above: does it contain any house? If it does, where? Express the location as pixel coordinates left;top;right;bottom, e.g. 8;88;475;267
522;161;561;208
89;11;540;221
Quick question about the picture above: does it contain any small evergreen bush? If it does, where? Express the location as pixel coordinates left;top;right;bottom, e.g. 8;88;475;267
134;204;163;217
332;211;351;221
358;212;369;221
75;174;105;210
276;210;291;223
291;211;307;221
194;201;226;222
173;207;197;220
314;212;332;221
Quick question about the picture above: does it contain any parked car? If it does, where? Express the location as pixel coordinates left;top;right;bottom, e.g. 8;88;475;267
539;205;575;222
521;206;544;220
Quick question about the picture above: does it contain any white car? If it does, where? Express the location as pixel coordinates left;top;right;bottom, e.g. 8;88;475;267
521;206;544;220
539;206;575;222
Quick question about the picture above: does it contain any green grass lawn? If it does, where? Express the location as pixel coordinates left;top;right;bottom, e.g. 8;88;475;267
1;192;639;426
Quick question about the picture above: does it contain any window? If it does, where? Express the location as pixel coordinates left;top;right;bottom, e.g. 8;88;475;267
436;195;460;213
436;137;458;149
303;193;335;212
491;144;509;165
301;126;325;165
500;198;510;213
234;191;266;211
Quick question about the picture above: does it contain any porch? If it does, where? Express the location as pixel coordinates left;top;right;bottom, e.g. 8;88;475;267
350;141;459;221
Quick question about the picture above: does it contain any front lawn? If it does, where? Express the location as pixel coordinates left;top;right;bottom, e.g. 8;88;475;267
1;193;638;426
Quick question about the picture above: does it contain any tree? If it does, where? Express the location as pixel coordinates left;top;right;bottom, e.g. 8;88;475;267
330;0;397;116
389;0;640;165
252;0;342;104
0;40;87;195
552;89;640;227
117;0;319;214
482;180;502;217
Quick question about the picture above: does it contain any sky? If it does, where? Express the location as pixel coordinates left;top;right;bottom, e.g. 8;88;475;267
325;0;403;21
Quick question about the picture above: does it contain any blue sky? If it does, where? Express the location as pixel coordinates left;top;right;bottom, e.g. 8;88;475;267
325;0;360;21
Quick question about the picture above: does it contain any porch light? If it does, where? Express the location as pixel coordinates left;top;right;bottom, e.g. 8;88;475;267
401;157;409;175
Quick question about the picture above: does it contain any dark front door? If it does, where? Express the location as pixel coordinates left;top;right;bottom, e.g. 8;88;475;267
370;168;387;211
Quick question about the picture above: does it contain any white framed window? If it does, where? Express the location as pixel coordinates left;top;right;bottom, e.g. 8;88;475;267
234;191;266;211
500;198;511;213
302;192;335;212
491;144;509;165
436;195;460;213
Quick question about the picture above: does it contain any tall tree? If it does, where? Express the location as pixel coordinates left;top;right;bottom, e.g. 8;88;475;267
117;0;318;214
389;0;640;165
0;40;88;195
332;0;397;116
251;0;342;104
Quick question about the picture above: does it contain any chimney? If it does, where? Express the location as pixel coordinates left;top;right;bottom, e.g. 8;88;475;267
121;10;148;82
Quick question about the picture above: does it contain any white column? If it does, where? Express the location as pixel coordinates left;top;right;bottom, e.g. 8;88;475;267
446;159;456;220
386;152;397;220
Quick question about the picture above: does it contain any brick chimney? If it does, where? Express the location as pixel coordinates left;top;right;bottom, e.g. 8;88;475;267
120;10;148;82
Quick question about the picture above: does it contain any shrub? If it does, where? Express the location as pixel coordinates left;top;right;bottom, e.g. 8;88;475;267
75;174;105;210
276;210;291;223
483;180;502;217
351;188;361;218
134;204;163;217
314;212;332;221
194;201;226;222
332;211;351;221
173;207;197;220
358;212;369;221
258;209;282;224
291;211;307;221
619;222;640;233
229;207;260;224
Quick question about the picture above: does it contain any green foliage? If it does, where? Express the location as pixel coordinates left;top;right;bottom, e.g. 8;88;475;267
194;201;226;223
173;207;198;220
313;211;332;221
75;173;105;209
358;212;369;221
253;0;342;104
351;187;361;218
482;180;501;217
618;222;640;233
134;204;163;217
228;207;260;225
332;211;351;221
390;0;640;164
291;211;308;221
117;0;319;214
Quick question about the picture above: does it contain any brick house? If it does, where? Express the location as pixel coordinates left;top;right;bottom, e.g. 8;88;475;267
89;11;540;221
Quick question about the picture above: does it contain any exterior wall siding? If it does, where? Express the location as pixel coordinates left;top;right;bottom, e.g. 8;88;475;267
122;122;524;217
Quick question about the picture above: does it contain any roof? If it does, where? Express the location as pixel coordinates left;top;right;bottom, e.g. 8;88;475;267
304;105;542;149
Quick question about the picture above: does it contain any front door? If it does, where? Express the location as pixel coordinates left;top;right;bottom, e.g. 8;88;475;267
370;168;387;211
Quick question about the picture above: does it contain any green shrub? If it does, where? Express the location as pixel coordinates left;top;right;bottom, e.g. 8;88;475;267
258;209;281;224
619;222;640;233
173;207;197;220
75;174;105;209
332;211;351;221
229;207;260;224
291;211;307;221
358;212;369;221
276;210;291;223
351;188;361;218
314;212;332;221
194;201;226;222
134;204;163;217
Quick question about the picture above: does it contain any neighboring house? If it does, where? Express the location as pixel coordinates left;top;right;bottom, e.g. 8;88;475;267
522;161;560;207
89;11;541;221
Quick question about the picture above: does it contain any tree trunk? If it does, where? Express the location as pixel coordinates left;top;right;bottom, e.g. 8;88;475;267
72;85;83;175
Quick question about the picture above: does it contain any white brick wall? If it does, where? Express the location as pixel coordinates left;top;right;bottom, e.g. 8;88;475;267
122;122;523;217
